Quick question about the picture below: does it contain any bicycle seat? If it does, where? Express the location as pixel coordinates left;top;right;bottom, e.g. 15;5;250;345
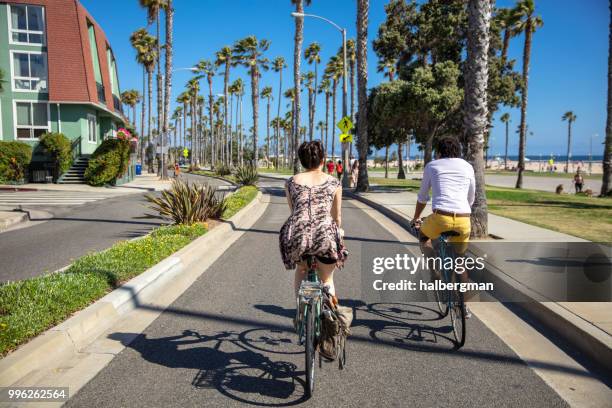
440;230;461;237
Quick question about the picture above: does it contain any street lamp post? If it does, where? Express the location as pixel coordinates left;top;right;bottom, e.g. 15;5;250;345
291;12;350;187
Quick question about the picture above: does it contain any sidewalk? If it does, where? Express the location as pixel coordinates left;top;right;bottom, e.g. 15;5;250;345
353;185;611;371
0;210;27;231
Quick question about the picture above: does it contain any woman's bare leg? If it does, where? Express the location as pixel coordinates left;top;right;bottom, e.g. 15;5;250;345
317;263;336;297
294;261;308;296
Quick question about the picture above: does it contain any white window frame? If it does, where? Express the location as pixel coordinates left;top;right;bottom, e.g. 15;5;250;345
12;100;51;141
9;50;48;93
87;114;97;144
7;4;46;46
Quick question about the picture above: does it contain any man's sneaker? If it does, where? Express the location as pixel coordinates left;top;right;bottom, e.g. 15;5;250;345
465;305;472;319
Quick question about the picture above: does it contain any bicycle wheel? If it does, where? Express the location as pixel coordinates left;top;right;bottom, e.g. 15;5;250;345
433;269;449;317
304;301;316;397
449;288;466;348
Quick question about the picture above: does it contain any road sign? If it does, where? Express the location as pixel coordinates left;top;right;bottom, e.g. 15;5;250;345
183;148;189;158
337;116;353;134
339;133;353;143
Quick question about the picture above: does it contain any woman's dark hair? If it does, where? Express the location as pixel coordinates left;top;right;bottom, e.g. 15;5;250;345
435;136;462;158
298;140;325;169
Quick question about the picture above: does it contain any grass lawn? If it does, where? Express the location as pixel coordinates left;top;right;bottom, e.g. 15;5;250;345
259;168;294;175
485;170;600;180
369;177;612;242
0;187;259;356
191;170;237;184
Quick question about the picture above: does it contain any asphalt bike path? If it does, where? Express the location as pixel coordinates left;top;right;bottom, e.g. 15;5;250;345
66;179;566;407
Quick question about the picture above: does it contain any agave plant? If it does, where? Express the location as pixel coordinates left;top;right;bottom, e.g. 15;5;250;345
145;179;226;225
214;162;232;176
234;164;258;186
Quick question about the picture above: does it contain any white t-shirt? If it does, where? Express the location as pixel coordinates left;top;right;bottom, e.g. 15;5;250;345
417;158;475;214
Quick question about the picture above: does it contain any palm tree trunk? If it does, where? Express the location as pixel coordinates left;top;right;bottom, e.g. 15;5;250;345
239;94;244;166
312;61;318;142
565;121;572;173
141;66;146;162
397;141;406;179
147;69;153;172
331;82;337;161
162;0;173;178
325;93;329;159
293;0;304;174
465;0;491;238
355;0;369;192
384;146;389;178
208;78;214;166
229;93;234;166
182;102;187;162
156;9;162;174
501;29;511;67
252;68;260;167
308;88;314;141
349;59;356;159
504;121;509;170
266;97;270;167
603;1;612;196
516;19;533;189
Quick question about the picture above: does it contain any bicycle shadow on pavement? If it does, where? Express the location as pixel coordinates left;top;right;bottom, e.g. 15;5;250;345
108;329;310;406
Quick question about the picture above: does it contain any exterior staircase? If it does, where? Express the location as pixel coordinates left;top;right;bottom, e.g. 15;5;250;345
58;156;90;184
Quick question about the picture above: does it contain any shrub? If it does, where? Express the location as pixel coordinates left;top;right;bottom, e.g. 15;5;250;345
0;141;32;183
234;164;259;186
39;132;72;174
214;162;232;176
84;139;130;186
145;179;227;225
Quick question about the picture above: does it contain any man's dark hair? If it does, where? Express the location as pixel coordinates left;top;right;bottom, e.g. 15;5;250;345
435;136;462;158
298;140;325;169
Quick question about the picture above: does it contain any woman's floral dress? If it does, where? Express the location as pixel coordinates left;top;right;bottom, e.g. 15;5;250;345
279;176;347;270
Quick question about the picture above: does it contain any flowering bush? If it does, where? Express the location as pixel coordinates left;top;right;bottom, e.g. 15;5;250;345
116;128;132;141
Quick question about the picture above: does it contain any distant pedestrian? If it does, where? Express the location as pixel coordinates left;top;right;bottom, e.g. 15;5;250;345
326;160;335;175
351;160;359;187
336;160;343;181
573;169;584;193
174;162;180;179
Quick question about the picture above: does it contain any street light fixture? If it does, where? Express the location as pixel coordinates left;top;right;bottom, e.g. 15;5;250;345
291;12;350;188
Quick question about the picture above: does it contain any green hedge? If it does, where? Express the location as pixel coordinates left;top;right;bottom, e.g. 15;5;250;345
40;133;72;174
0;141;32;183
84;139;130;186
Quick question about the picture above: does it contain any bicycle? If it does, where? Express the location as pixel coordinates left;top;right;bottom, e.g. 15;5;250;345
410;220;466;348
295;255;323;397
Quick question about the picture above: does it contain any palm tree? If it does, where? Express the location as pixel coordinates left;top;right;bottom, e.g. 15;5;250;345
130;28;155;162
355;0;369;192
215;46;232;165
231;78;245;165
291;0;312;173
497;7;521;67
324;56;343;161
500;113;511;170
138;0;167;160
302;72;315;141
562;111;577;173
464;0;491;237
195;59;215;166
318;78;331;158
346;39;357;120
186;78;200;166
316;121;325;141
131;29;157;166
233;36;270;168
273;57;287;168
120;90;140;126
603;1;612;196
305;42;321;141
172;106;182;159
514;0;543;189
284;88;296;166
261;86;273;165
161;0;174;178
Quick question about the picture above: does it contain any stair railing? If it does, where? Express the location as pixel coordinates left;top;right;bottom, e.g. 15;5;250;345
71;136;82;162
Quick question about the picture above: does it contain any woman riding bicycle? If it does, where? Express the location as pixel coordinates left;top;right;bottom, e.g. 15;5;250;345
279;140;347;301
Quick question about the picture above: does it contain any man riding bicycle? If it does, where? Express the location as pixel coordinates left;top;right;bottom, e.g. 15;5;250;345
411;137;475;315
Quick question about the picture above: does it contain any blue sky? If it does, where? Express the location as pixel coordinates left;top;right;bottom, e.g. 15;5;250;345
81;0;609;157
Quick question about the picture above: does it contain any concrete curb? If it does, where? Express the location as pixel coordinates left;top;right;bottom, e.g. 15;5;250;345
0;191;266;387
187;171;239;186
0;211;27;231
347;191;612;373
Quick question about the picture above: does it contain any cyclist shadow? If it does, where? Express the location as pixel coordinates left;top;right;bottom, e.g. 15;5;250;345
108;329;308;405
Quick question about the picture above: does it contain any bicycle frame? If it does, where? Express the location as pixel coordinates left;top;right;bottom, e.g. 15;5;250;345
296;257;323;344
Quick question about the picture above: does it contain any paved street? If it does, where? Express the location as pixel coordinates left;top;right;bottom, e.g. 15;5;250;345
0;190;128;207
66;178;568;407
0;173;230;282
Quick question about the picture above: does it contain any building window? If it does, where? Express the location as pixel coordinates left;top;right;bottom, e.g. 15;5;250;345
87;114;97;143
87;22;105;104
11;51;48;92
9;4;45;45
15;101;49;139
